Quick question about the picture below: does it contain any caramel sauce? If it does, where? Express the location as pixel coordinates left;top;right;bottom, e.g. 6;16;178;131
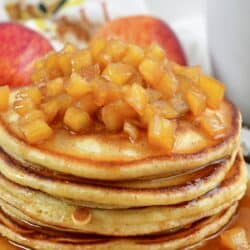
0;181;249;250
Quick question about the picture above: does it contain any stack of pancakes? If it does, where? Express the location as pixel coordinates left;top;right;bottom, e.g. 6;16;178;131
0;97;247;249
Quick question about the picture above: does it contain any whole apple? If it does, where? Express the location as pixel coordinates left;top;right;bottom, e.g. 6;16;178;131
0;22;53;87
94;15;186;65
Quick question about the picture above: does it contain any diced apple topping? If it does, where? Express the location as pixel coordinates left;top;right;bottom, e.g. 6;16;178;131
66;73;91;98
185;87;206;116
0;86;10;111
102;63;134;85
4;39;226;148
124;83;148;115
221;227;249;250
64;107;92;132
198;109;226;139
148;115;176;152
198;74;225;109
139;58;164;86
122;44;144;66
21;119;53;144
124;122;139;143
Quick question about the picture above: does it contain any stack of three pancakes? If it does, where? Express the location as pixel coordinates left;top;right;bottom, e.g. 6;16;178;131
0;97;247;249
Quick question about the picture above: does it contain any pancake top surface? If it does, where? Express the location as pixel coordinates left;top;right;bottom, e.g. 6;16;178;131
0;95;239;161
0;93;241;181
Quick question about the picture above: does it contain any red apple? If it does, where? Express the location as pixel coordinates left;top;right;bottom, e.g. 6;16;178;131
0;22;53;87
94;15;187;65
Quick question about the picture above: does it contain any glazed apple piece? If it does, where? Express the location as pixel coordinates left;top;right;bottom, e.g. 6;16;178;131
65;73;91;98
56;94;73;116
101;100;137;131
198;109;226;139
124;121;139;142
152;100;179;119
221;227;249;250
148;114;176;151
158;72;178;98
124;83;148;115
92;77;121;106
102;63;134;85
46;78;64;97
172;63;201;82
17;86;42;105
185;86;206;116
198;74;225;109
0;86;10;111
72;49;92;73
146;43;166;61
64;107;92;132
19;110;46;125
75;93;99;115
89;38;107;61
139;58;164;86
103;40;127;62
122;44;144;66
57;53;72;76
14;98;35;116
41;99;60;123
21;119;53;144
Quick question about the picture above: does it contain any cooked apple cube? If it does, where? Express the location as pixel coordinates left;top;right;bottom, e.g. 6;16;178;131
20;110;46;125
158;72;178;98
124;83;148;115
45;52;61;79
41;99;60;123
198;74;225;109
141;104;154;125
185;87;206;116
18;86;42;105
146;89;162;103
139;59;164;87
122;44;144;66
104;39;127;62
72;49;92;72
101;100;136;131
14;98;35;115
221;227;249;250
80;64;100;81
56;94;73;116
146;43;166;61
124;122;139;142
169;93;189;114
92;77;121;106
21;119;53;144
75;94;99;115
148;115;175;151
90;38;107;60
198;109;226;139
153;100;179;119
46;78;64;97
64;107;92;132
173;63;201;82
58;53;72;76
102;63;134;85
0;86;10;111
66;73;91;98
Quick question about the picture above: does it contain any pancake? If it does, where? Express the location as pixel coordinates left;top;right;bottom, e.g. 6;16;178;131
0;148;238;208
0;97;241;181
0;203;238;250
0;152;246;236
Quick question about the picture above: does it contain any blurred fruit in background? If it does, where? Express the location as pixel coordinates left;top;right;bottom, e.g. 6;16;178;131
94;15;187;65
0;22;53;87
